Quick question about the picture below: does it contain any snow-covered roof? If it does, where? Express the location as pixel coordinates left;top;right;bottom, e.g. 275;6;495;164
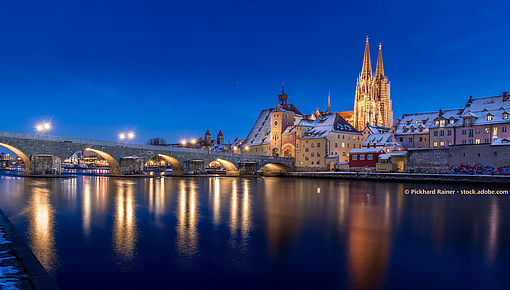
430;109;463;128
491;138;510;146
298;113;359;139
362;133;395;147
350;148;385;154
464;95;510;112
244;108;272;146
459;94;510;126
378;152;407;160
394;112;438;135
282;126;296;135
364;125;390;134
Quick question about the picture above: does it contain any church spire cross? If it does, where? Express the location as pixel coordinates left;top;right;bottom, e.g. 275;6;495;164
375;42;385;78
361;36;372;79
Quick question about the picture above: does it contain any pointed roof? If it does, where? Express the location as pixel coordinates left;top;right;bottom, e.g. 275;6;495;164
217;130;223;137
205;129;211;136
361;36;372;79
327;91;331;113
375;43;384;79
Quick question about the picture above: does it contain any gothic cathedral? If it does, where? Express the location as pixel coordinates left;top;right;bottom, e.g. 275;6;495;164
353;37;393;130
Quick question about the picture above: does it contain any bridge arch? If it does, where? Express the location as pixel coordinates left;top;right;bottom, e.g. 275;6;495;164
281;144;295;158
210;158;239;176
152;154;184;176
85;148;121;175
258;163;291;177
0;142;32;174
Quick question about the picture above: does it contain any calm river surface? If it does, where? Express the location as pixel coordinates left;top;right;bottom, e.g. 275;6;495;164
0;174;509;289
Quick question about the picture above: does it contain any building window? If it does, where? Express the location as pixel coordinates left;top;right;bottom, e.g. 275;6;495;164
449;119;455;124
462;129;466;135
433;141;438;147
475;139;480;144
342;143;345;148
447;130;452;136
448;141;452;146
367;154;373;160
317;143;320;147
399;137;403;142
484;138;489;143
343;152;346;156
487;114;493;121
440;119;445;127
317;153;320;157
462;140;467;144
311;153;315;157
503;127;507;133
504;112;509;120
476;128;480;134
469;139;474;144
305;148;309;152
335;143;338;148
440;130;445;136
485;127;490;134
409;137;412;143
305;157;309;161
419;137;423;142
434;131;438;136
352;155;358;160
360;154;365;160
440;141;445;146
493;127;498;136
469;129;473;137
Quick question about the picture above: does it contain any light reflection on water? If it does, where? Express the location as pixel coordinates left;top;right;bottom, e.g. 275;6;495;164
0;176;509;289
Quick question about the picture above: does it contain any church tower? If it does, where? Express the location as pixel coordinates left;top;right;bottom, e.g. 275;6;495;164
353;37;393;130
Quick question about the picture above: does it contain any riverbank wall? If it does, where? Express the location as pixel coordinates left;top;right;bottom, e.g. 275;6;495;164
0;209;59;289
286;171;510;185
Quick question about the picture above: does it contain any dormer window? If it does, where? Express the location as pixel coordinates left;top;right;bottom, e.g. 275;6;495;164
418;126;424;132
406;121;411;125
439;119;446;127
410;126;415;132
403;126;408;133
435;120;439;125
449;118;455;124
503;112;509;120
487;113;493;121
464;118;473;126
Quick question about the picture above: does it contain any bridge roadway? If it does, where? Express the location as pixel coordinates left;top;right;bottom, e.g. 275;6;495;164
0;131;294;176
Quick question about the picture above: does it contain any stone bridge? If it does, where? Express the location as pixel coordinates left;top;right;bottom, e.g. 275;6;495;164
0;131;294;176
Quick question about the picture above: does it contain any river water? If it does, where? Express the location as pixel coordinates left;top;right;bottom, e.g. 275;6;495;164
0;174;509;289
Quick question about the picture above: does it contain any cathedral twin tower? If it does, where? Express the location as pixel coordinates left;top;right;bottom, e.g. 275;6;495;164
353;37;393;130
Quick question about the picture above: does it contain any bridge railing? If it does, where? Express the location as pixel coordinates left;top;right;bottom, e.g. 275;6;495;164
0;131;293;163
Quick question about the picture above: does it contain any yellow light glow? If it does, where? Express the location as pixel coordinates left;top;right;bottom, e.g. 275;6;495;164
233;146;238;150
181;140;187;146
119;133;126;140
127;132;135;139
244;146;250;151
43;123;51;130
36;124;44;132
191;139;197;144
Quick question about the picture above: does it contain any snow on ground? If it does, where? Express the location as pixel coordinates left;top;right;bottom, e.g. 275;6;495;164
0;227;26;290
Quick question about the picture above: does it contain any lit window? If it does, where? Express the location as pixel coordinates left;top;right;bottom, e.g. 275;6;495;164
485;127;490;134
475;139;480;144
433;141;438;147
342;143;345;148
440;141;445;146
352;155;358;160
487;114;493;121
504;112;509;120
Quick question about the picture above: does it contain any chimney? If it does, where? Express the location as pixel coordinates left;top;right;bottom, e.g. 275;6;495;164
503;92;509;102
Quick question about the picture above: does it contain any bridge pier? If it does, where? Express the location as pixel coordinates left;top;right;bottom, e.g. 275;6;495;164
30;154;62;175
238;162;258;175
120;156;144;175
184;160;206;175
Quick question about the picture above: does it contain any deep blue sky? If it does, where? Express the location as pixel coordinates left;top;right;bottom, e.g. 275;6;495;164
1;0;509;143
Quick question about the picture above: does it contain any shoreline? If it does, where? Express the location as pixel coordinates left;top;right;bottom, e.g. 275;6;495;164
286;171;510;185
0;209;59;289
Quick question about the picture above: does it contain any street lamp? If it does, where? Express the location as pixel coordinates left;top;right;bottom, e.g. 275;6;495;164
190;139;197;145
119;133;126;140
35;122;51;134
127;132;135;140
180;140;187;146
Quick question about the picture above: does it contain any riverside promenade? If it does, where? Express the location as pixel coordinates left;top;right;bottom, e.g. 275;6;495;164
0;209;58;289
287;171;510;185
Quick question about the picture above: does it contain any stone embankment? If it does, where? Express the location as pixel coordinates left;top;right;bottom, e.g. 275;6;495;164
0;209;58;289
286;171;510;185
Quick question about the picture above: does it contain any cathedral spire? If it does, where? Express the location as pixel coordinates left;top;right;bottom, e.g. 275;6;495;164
375;43;385;79
361;36;372;79
327;91;331;113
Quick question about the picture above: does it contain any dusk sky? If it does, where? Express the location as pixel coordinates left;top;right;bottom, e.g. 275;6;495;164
1;0;509;143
